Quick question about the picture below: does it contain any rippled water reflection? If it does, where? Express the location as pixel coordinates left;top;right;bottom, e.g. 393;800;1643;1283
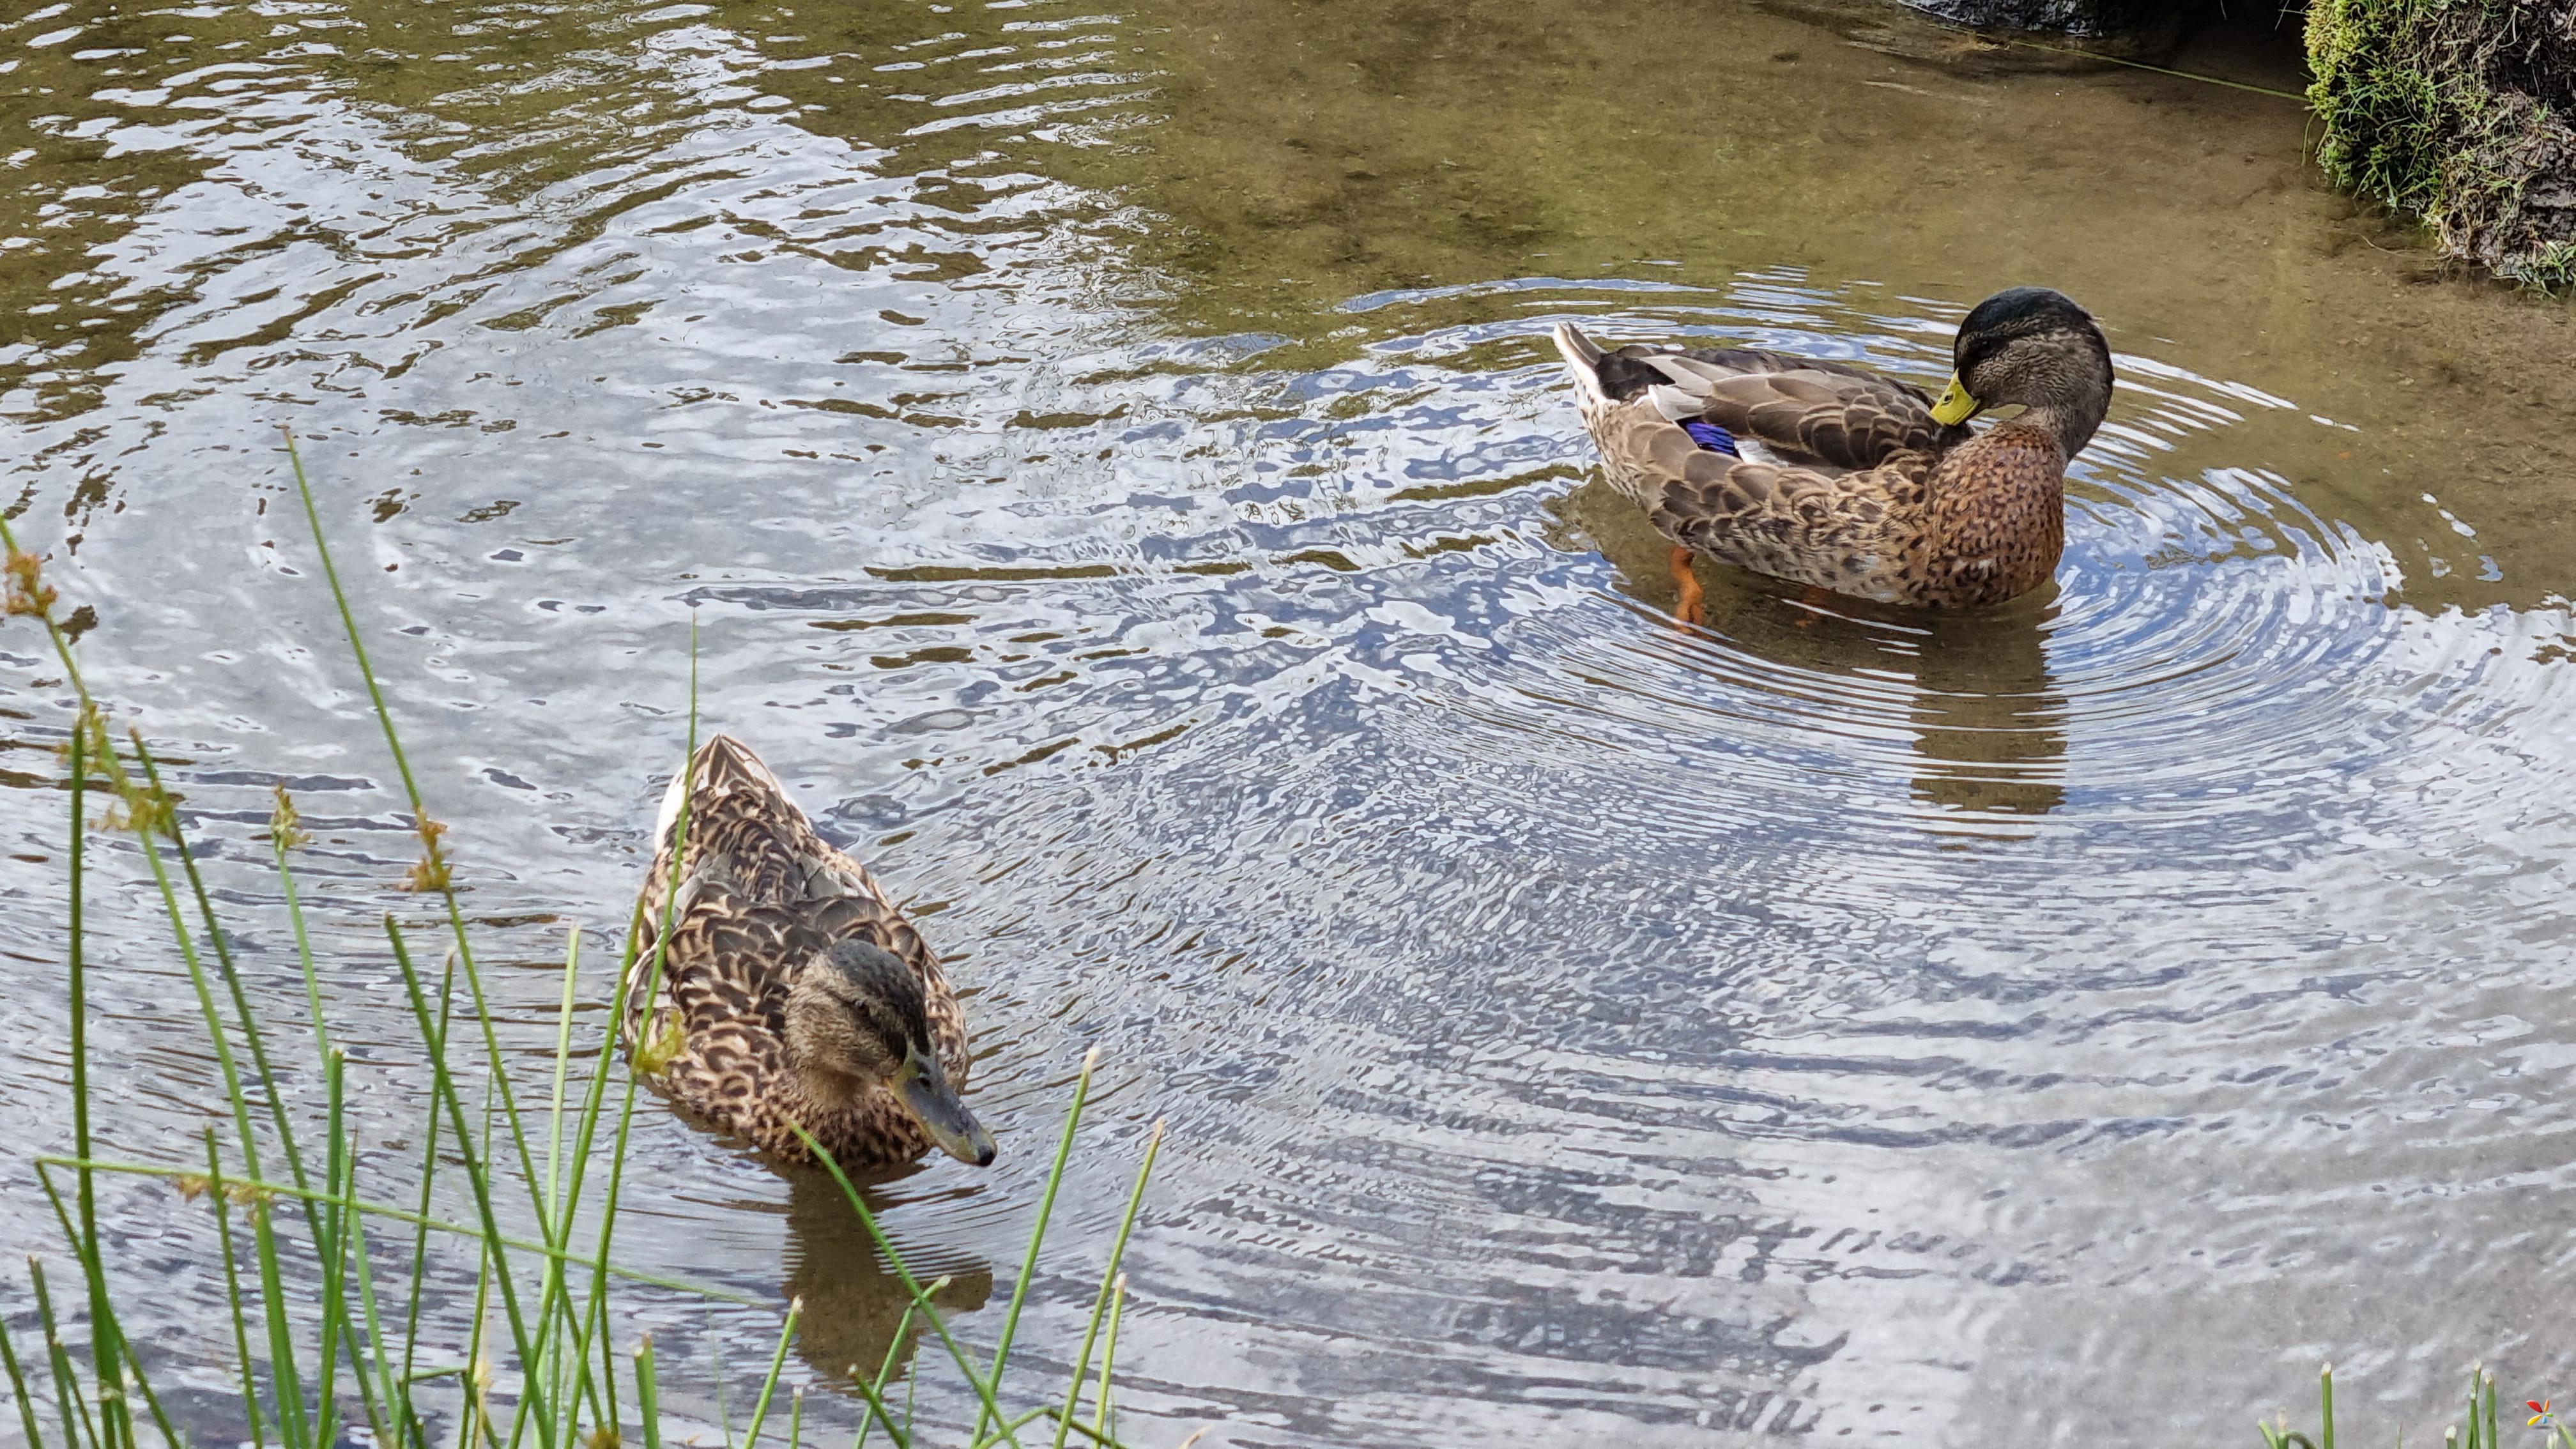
4;0;2575;1444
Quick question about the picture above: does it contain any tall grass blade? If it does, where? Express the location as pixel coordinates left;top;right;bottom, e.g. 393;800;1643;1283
1052;1121;1160;1449
545;931;581;1223
970;1407;1054;1449
64;717;116;1449
460;1237;494;1449
30;1259;100;1449
246;1190;309;1448
1;1307;49;1449
740;1300;804;1449
713;1308;735;1449
271;799;406;1448
506;927;590;1449
337;1175;406;1449
848;1376;913;1449
399;953;461;1423
981;1051;1097;1441
312;1048;353;1449
853;1303;920;1449
273;793;332;1067
1035;1410;1121;1448
2320;1362;2334;1449
871;1303;918;1399
205;1130;269;1448
634;1338;663;1449
1091;1275;1126;1443
115;742;266;1184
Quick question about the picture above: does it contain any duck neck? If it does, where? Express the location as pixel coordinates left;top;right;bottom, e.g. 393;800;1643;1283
788;1059;866;1113
2015;373;2110;460
756;1051;850;1141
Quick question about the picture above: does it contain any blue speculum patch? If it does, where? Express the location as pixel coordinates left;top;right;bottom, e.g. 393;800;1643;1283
1682;420;1738;456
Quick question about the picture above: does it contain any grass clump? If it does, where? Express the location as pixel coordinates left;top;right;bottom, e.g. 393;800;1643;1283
0;433;1180;1449
2260;1361;2576;1449
2306;0;2576;289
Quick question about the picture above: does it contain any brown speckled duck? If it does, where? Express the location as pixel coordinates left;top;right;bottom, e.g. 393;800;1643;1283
1553;287;2113;618
624;734;994;1171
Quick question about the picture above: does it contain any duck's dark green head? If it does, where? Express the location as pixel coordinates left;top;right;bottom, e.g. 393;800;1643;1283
788;939;996;1167
1929;288;2113;441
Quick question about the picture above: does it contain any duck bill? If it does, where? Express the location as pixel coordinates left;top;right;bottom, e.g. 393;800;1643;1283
1929;372;1982;426
896;1048;996;1167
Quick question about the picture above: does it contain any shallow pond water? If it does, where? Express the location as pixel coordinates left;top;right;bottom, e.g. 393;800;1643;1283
4;0;2575;1444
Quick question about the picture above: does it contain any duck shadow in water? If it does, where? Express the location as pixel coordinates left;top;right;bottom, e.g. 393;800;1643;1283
777;1167;994;1390
1550;478;2069;821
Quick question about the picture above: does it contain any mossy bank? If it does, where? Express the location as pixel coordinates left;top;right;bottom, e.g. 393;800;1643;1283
2307;0;2576;288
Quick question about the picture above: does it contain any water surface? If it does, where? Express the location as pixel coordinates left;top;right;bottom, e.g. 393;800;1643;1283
4;1;2575;1444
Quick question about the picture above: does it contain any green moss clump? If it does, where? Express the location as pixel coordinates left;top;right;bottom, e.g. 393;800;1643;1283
2307;0;2576;290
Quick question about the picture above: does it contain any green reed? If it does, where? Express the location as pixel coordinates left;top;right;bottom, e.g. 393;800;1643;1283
2260;1362;2576;1449
0;436;1170;1448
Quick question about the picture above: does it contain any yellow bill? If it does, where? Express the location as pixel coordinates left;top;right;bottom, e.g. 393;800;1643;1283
1929;372;1981;426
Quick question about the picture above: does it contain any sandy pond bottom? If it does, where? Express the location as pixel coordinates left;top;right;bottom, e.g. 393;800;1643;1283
2;0;2573;1444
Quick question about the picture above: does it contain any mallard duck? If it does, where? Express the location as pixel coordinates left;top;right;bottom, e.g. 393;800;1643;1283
624;734;995;1171
1552;287;2112;617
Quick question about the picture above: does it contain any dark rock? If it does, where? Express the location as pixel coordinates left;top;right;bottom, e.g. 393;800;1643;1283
1897;0;2174;38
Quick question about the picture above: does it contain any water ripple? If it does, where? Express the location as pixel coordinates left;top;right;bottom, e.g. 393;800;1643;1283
3;2;2575;1445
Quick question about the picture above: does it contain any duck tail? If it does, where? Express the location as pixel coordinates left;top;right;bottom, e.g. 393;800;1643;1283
653;733;790;852
1552;322;1611;411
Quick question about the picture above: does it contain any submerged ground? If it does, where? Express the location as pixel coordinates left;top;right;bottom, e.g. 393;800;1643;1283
2;1;2573;1444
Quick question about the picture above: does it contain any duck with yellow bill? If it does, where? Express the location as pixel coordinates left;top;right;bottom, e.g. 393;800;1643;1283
1553;287;2114;618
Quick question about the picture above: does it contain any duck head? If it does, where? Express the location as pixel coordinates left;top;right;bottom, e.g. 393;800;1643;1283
786;939;997;1167
1928;288;2113;457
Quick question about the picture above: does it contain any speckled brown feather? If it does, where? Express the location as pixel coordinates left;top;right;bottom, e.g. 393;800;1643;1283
1562;328;2070;608
625;735;972;1168
1611;346;1966;473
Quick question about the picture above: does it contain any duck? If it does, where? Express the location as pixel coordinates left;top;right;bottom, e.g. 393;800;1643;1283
624;733;995;1171
1552;286;2112;618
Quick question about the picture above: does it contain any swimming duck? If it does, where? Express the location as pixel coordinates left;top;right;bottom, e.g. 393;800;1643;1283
624;734;995;1171
1553;287;2112;617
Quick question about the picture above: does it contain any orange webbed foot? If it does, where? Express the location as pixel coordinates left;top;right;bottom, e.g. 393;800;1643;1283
1667;544;1705;630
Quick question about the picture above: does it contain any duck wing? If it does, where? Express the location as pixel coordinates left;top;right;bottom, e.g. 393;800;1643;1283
636;861;916;1038
1615;348;1965;473
1588;399;1936;601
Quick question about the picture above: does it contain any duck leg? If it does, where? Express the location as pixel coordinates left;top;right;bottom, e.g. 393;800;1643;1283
1791;583;1833;626
1667;544;1705;629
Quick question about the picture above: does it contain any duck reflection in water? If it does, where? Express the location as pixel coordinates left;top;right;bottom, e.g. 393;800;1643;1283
1905;596;2067;820
1552;477;2067;821
778;1169;993;1393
